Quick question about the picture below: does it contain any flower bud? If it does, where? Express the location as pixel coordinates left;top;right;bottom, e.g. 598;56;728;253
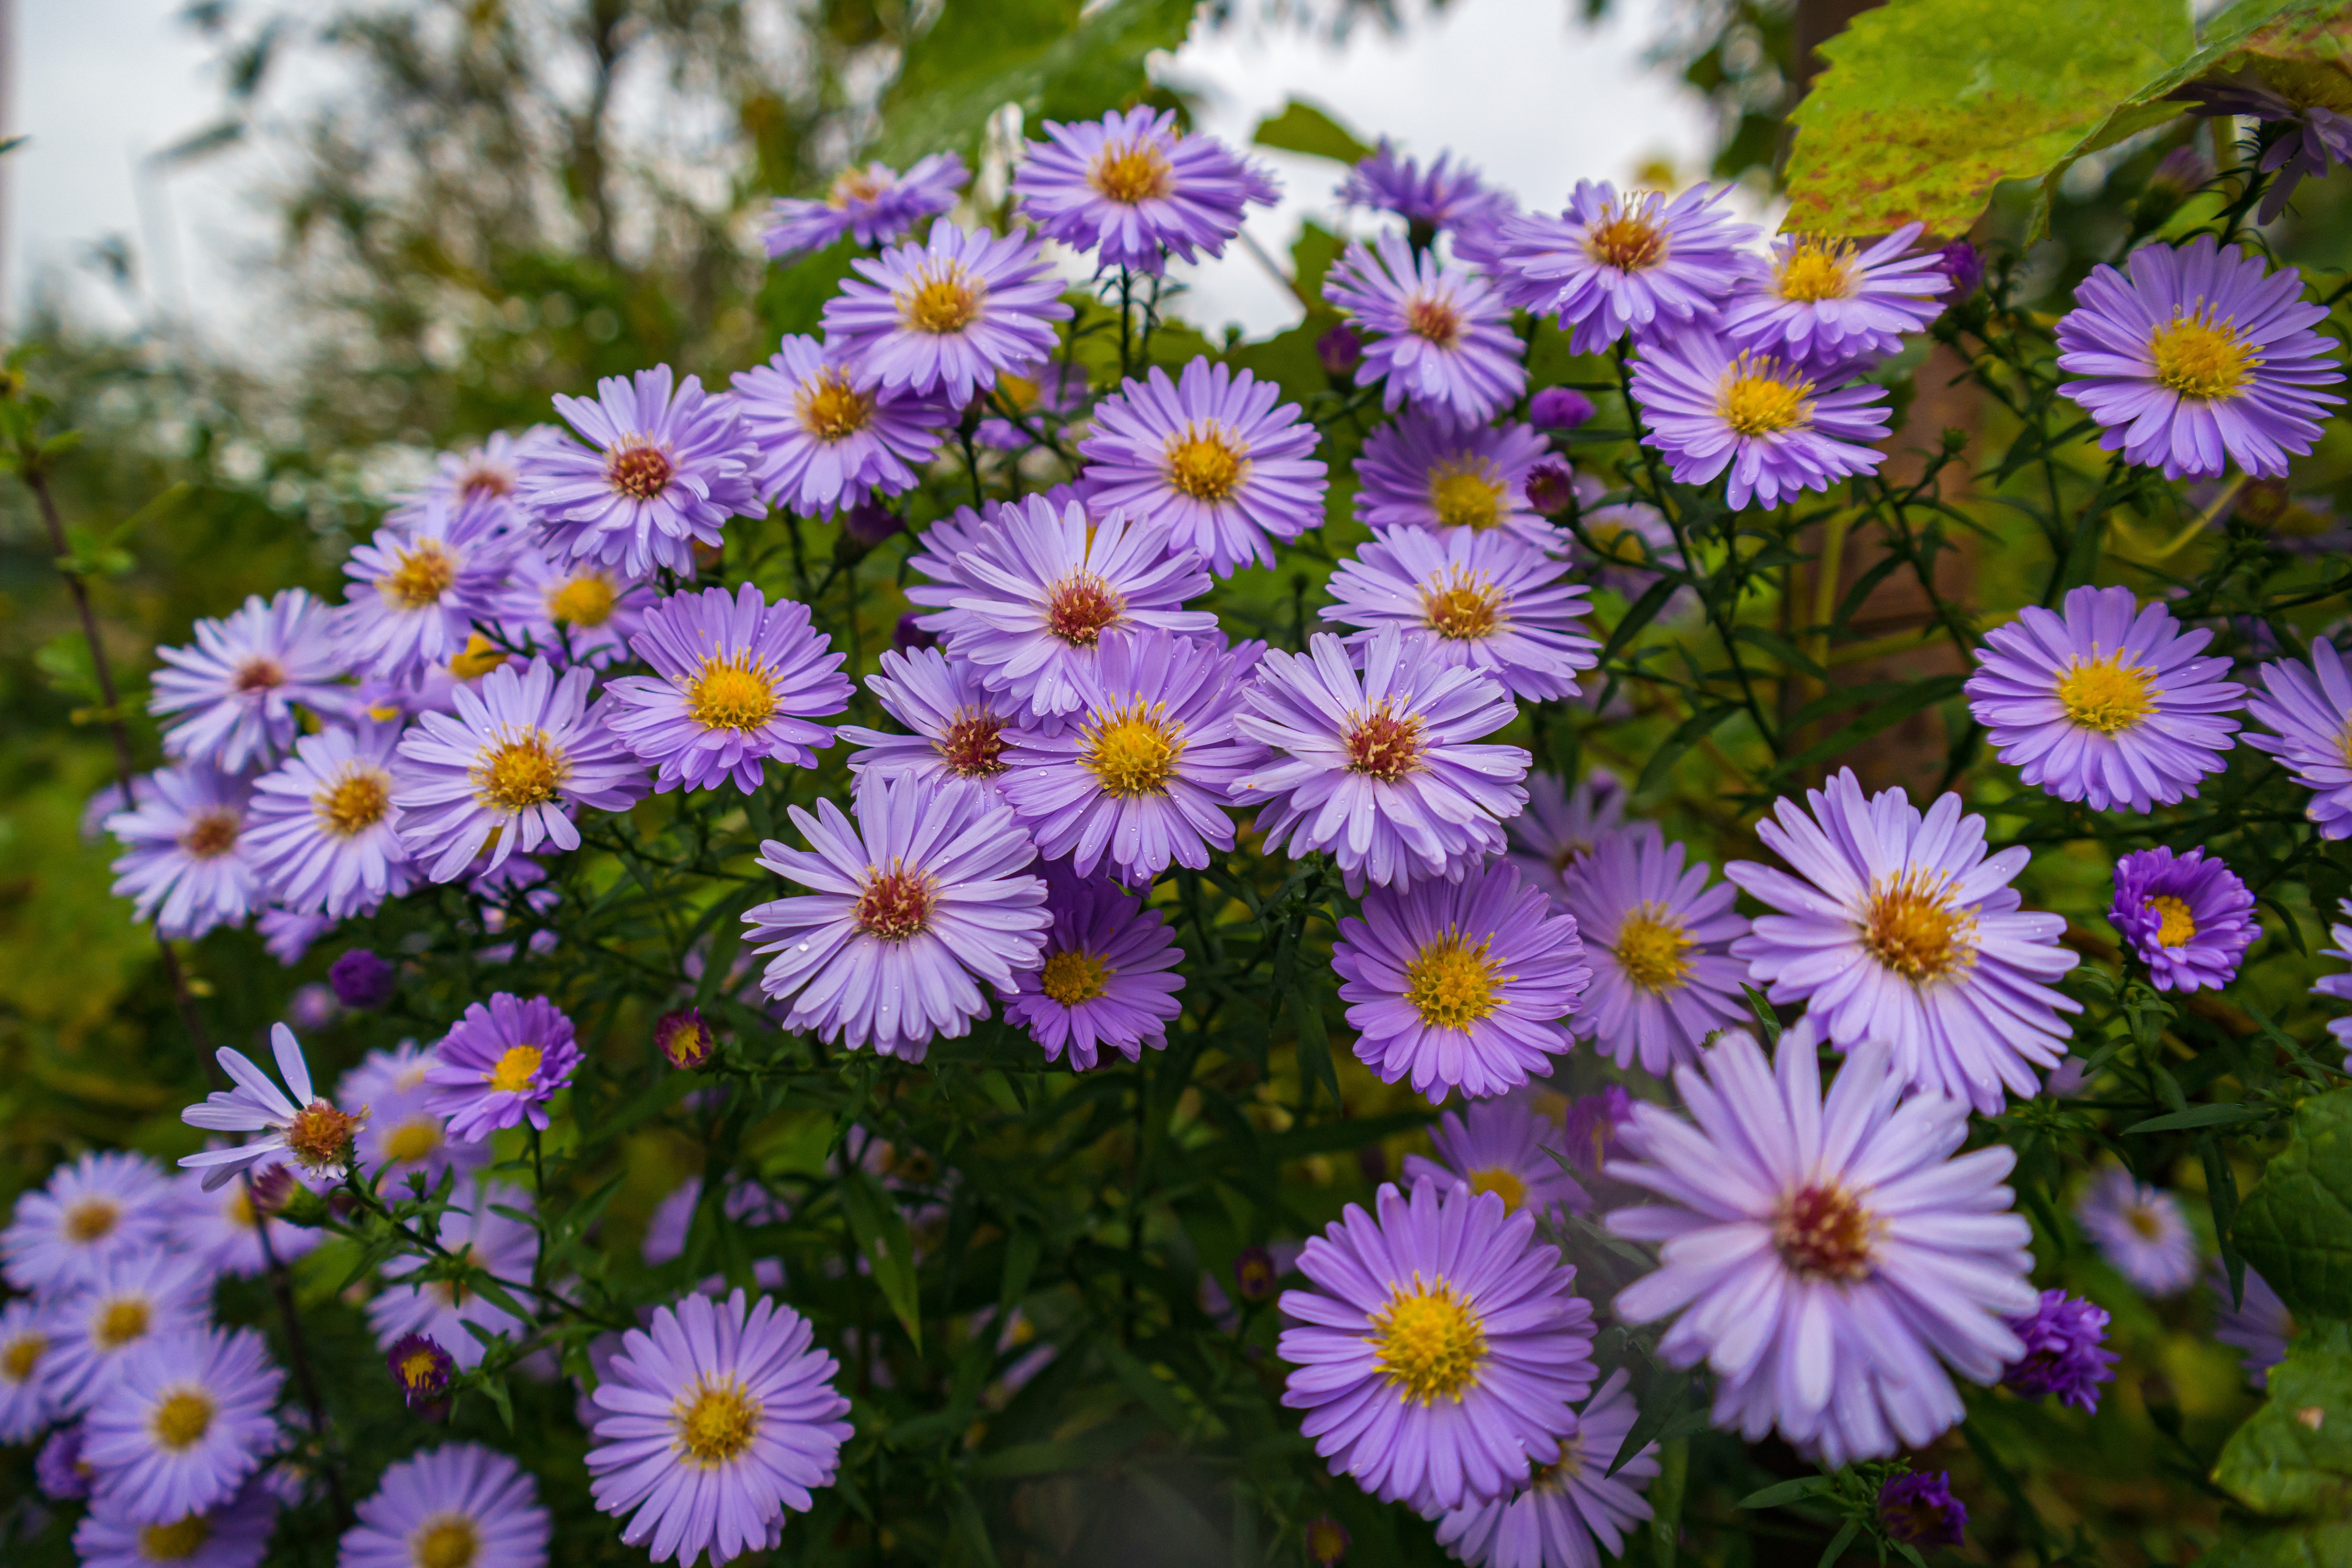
1316;323;1363;381
1934;241;1983;303
328;949;396;1011
386;1332;455;1416
1529;386;1595;430
893;612;937;651
843;498;906;549
1232;1245;1277;1302
655;1007;716;1071
1306;1515;1351;1566
1524;460;1581;517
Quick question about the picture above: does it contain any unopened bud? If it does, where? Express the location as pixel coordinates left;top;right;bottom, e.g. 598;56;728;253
655;1007;717;1071
843;498;905;549
1524;460;1581;517
893;612;937;651
1529;386;1596;431
1316;323;1363;381
329;949;396;1010
386;1332;455;1416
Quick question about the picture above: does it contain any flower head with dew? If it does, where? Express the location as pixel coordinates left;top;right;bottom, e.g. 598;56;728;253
1338;139;1515;243
840;645;1036;812
0;1298;58;1442
424;993;583;1143
2246;638;2352;838
1504;770;1627;909
335;492;518;686
1494;181;1759;353
1077;357;1329;578
107;765;264;942
1606;1028;2036;1465
763;152;967;260
2210;1260;2295;1389
1725;768;2082;1113
168;1157;321;1279
393;656;649;883
73;1477;280;1568
2178;76;2352;222
586;1289;852;1567
915;494;1217;718
1003;865;1186;1071
244;723;414;921
1721;221;1950;373
730;334;953;517
40;1251;211;1415
1333;858;1590;1103
998;627;1262;885
180;1024;368;1191
1402;1098;1588;1219
1573;502;1683;600
1322;525;1598;703
496;545;653;670
340;1442;553;1568
519;365;761;577
2000;1289;2118;1412
603;583;853;795
1013;106;1279;274
3;1150;175;1297
1964;584;2242;812
2109;846;2257;993
822;220;1073;404
149;589;349;773
744;774;1050;1063
367;1184;538;1372
2055;236;2344;480
2076;1165;2199;1297
1352;411;1562;552
1232;627;1531;895
1630;331;1891;511
1429;1368;1660;1568
84;1327;283;1526
339;1043;487;1191
1324;230;1526;428
1276;1177;1598;1513
1558;821;1749;1077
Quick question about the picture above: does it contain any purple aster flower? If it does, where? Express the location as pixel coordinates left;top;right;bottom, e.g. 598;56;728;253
603;584;852;794
1528;385;1596;431
37;1422;92;1499
2000;1288;2118;1412
1558;821;1748;1077
403;428;555;520
744;775;1051;1062
520;365;762;577
107;764;263;941
1332;859;1590;1102
1574;502;1683;600
916;494;1217;718
2056;236;2344;480
385;1333;456;1412
1076;357;1329;577
496;546;653;669
1402;1099;1588;1218
1429;1368;1659;1568
368;1184;538;1371
1338;140;1514;240
822;220;1073;403
1321;525;1598;702
2210;1260;2295;1389
42;1252;211;1414
393;657;650;882
730;334;953;517
257;906;335;967
340;1043;489;1190
85;1327;283;1525
1232;628;1531;894
3;1150;174;1296
1631;333;1891;510
0;1298;57;1441
1003;865;1185;1070
2178;76;2352;221
330;948;398;1009
998;627;1260;884
1964;584;2243;811
2076;1165;2198;1296
1936;241;1984;302
1722;222;1949;371
763;153;968;260
657;1008;717;1070
1495;182;1759;353
73;1478;278;1568
840;645;1034;810
1606;1030;2036;1465
1726;768;2083;1114
586;1289;852;1566
1878;1472;1967;1548
1561;1085;1637;1179
168;1159;321;1278
2247;638;2352;837
244;724;414;920
1504;770;1627;908
1324;230;1526;427
149;589;349;772
1353;411;1561;549
2109;846;2257;992
336;492;518;685
341;1443;551;1568
425;992;583;1142
900;501;995;613
1014;106;1277;274
1276;1176;1598;1513
180;1024;368;1190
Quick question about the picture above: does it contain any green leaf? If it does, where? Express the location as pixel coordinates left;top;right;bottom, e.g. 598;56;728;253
2215;1319;2352;1517
2235;1090;2352;1324
1814;1519;1860;1568
1251;98;1373;165
1648;1437;1687;1568
2198;1520;2352;1567
2128;1102;2267;1134
1738;1475;1834;1510
840;1171;923;1350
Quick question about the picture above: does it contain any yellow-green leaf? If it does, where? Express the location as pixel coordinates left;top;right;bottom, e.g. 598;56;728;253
1251;99;1372;166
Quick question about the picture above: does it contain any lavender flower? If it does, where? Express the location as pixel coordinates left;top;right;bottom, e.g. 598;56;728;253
2246;638;2352;837
340;1043;488;1190
2177;76;2352;221
1429;1368;1659;1568
839;646;1032;809
1559;821;1748;1076
729;335;952;517
1495;182;1759;353
1013;107;1277;273
2077;1165;2198;1296
73;1478;278;1568
425;993;583;1142
180;1025;367;1190
1504;770;1626;908
2000;1289;2117;1411
107;765;263;940
1324;230;1526;427
2110;846;2257;992
41;1252;211;1414
168;1159;322;1278
1722;222;1949;372
1878;1472;1967;1548
1630;334;1891;511
1340;141;1513;239
1321;525;1597;702
1401;1099;1587;1217
1003;866;1185;1070
85;1327;284;1525
149;589;349;772
763;153;968;260
1352;411;1560;549
521;365;761;577
340;1443;551;1568
497;547;652;669
822;221;1073;403
1528;385;1595;430
2210;1260;2294;1389
3;1150;176;1296
0;1298;56;1442
405;429;552;521
336;492;518;685
244;724;413;920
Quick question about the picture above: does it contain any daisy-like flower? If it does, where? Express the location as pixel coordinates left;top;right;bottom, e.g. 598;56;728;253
1721;223;1950;372
839;646;1034;810
2056;236;2344;480
180;1024;368;1191
3;1150;175;1296
520;365;762;577
404;429;553;521
730;335;953;517
74;1478;279;1568
1495;182;1759;353
393;656;650;882
1014;106;1278;274
1964;584;2243;812
1429;1368;1659;1568
340;1043;487;1189
1076;357;1329;577
367;1184;538;1371
1003;865;1186;1070
1338;140;1515;241
496;547;652;669
1333;859;1590;1102
762;152;968;260
2109;846;2257;992
1324;230;1526;427
85;1327;283;1525
0;1298;57;1441
2210;1260;2295;1389
2076;1165;2199;1296
1573;502;1683;600
149;589;349;772
1725;768;2083;1114
243;724;413;920
425;993;584;1143
916;495;1217;718
2247;639;2352;837
822;221;1073;404
41;1252;211;1414
1558;821;1748;1076
1322;525;1598;702
341;1443;552;1568
169;1160;321;1278
998;627;1260;884
1606;1030;2037;1465
1233;628;1531;894
1503;770;1626;908
1630;331;1891;511
603;584;852;794
1276;1176;1598;1513
1401;1099;1587;1218
744;775;1051;1062
107;765;264;941
336;492;518;686
586;1289;853;1566
2000;1289;2118;1412
1353;413;1561;550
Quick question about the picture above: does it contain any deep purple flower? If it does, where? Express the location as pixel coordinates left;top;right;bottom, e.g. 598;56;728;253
1630;333;1891;510
2077;1165;2198;1296
107;765;263;941
1322;525;1596;703
893;612;935;651
1528;386;1595;430
1504;769;1626;908
730;334;953;517
1316;323;1364;379
85;1326;284;1525
386;1332;455;1412
1878;1472;1967;1548
2246;639;2352;837
1014;106;1277;274
36;1422;91;1499
842;498;904;547
1495;182;1759;353
2178;76;2352;221
1305;1516;1351;1567
2210;1259;2295;1389
336;492;518;685
1937;241;1984;302
656;1008;716;1071
763;153;968;260
2110;846;2257;992
840;645;1032;810
1521;459;1586;517
329;949;397;1010
822;221;1073;403
2000;1289;2118;1411
150;589;349;772
1352;411;1560;549
246;724;413;920
425;992;583;1142
1402;1098;1587;1217
1430;1368;1660;1568
340;1443;551;1568
1003;865;1185;1070
1559;821;1748;1076
1325;230;1526;427
1722;222;1949;372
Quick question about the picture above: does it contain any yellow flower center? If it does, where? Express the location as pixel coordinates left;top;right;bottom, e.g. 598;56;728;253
286;1100;363;1171
936;711;1009;778
1403;933;1507;1030
674;1375;762;1466
1091;140;1173;204
180;810;241;860
1046;571;1126;646
1419;570;1505;641
899;262;983;335
2;1332;45;1382
2127;1204;2164;1240
1427;460;1507;530
607;442;674;501
150;1389;215;1450
1371;1277;1487;1403
383;1119;442;1164
1774;238;1857;302
65;1198;120;1243
1083;700;1185;796
226;1192;258;1230
1040;948;1113;1006
1773;1181;1879;1281
1717;358;1814;438
2149;894;2198;947
1405;294;1463;348
472;731;569;811
316;767;392;837
2150;312;2259;401
1528;1433;1587;1490
449;634;508;681
1164;425;1249;502
488;1044;542;1094
1466;1167;1528;1213
687;658;779;732
830;167;887;207
2056;652;2157;734
396;1344;447;1393
548;574;618;627
1586;203;1665;271
1613;906;1696;993
381;541;458;610
140;1518;213;1562
797;370;874;442
856;865;935;941
1345;702;1425;782
413;1516;481;1568
97;1298;151;1349
1862;870;1974;984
